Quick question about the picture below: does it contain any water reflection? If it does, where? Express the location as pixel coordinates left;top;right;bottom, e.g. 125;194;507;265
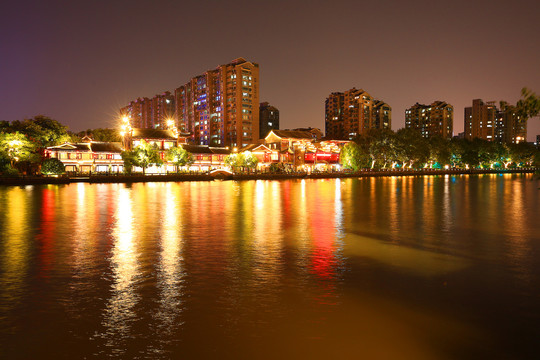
101;187;139;355
0;187;30;313
149;184;185;354
0;175;539;359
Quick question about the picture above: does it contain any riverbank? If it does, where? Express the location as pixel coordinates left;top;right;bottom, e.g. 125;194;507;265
0;168;537;186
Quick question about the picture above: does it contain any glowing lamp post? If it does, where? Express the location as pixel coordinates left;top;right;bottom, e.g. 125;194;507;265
120;116;133;149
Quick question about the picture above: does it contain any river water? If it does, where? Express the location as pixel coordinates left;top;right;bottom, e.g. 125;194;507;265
0;175;539;359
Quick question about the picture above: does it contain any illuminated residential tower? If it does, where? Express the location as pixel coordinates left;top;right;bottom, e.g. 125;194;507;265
325;88;391;139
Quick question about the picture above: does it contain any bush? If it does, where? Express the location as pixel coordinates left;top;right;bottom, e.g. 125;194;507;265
41;158;65;175
1;165;20;177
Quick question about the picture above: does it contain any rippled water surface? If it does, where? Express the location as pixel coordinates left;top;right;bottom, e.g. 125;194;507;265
1;175;539;359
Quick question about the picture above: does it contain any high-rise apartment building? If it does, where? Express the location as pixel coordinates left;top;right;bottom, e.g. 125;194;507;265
465;99;527;143
405;101;453;139
259;102;279;139
121;58;259;148
464;99;497;141
120;91;175;129
325;88;391;139
175;58;259;147
495;106;527;144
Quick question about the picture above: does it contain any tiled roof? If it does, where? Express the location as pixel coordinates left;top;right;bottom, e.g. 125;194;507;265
270;129;314;140
131;128;177;140
90;142;123;153
181;145;230;155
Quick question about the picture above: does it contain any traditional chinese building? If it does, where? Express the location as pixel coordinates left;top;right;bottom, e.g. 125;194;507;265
241;129;348;171
45;140;124;173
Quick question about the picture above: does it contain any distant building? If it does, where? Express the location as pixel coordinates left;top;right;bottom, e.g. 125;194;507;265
405;101;453;139
121;58;260;148
495;106;527;144
325;88;391;140
120;92;175;130
259;102;279;139
464;99;497;141
175;58;259;147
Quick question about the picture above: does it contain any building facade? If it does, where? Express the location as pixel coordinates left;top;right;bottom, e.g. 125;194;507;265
325;88;391;140
174;58;260;148
405;101;453;139
120;91;175;130
259;102;279;139
121;58;260;148
495;106;527;144
46;141;124;173
464;99;497;141
465;99;527;143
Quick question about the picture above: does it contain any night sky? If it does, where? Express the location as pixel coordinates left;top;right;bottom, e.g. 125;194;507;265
2;0;539;140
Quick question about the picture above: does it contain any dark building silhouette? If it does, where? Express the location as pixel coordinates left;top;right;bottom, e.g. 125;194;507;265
259;102;279;139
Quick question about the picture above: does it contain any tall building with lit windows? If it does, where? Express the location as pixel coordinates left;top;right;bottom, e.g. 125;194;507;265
464;99;497;141
495;106;527;144
175;58;259;147
325;88;391;139
121;58;259;147
120;92;175;130
405;101;453;139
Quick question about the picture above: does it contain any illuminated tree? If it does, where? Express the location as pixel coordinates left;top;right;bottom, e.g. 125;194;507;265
0;132;38;167
9;115;72;147
132;140;163;175
41;158;65;175
340;142;369;171
166;146;194;172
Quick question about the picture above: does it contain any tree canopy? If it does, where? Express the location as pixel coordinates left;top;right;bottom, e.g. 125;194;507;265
166;146;194;171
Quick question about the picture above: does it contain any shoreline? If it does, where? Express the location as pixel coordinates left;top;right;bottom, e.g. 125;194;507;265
0;168;537;186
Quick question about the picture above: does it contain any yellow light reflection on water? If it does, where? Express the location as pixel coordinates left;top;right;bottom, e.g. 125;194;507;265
1;187;29;308
152;183;185;341
102;186;139;346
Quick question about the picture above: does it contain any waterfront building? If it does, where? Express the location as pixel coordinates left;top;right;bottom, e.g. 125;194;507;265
259;102;279;139
175;58;260;147
260;129;347;171
405;101;453;139
325;88;391;140
46;141;123;173
123;128;179;153
464;99;497;141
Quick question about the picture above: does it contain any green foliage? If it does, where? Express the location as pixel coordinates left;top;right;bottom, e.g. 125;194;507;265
243;152;259;169
121;150;137;174
41;158;65;175
166;146;194;171
0;132;39;166
9;115;71;147
224;152;259;172
77;128;122;142
123;140;163;175
395;128;429;168
515;87;540;120
340;142;369;171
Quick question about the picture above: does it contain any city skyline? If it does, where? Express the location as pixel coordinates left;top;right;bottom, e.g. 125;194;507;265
1;0;539;140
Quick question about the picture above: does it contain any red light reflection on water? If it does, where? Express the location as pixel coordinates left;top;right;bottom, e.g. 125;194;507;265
38;188;56;278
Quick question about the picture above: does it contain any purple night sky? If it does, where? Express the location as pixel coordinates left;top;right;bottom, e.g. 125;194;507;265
1;0;539;140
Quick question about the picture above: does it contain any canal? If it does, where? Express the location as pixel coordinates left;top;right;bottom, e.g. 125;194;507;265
0;174;539;359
